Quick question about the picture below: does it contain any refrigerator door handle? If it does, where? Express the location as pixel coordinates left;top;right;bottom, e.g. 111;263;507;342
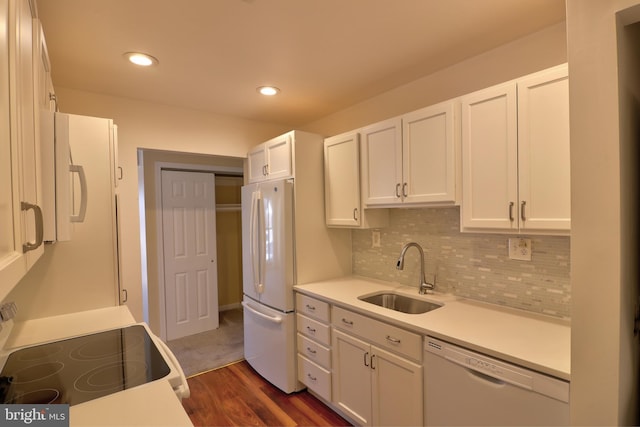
69;164;88;223
242;301;282;324
250;190;265;294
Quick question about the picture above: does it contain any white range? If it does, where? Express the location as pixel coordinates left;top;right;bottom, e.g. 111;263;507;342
0;306;192;427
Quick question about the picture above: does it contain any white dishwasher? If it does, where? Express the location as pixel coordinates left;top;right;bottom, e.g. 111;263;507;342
424;337;569;426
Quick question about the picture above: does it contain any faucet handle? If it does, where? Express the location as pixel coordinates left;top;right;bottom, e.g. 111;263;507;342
419;275;436;294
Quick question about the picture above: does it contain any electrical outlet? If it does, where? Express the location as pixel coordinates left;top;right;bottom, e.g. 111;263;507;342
508;238;532;261
372;230;381;248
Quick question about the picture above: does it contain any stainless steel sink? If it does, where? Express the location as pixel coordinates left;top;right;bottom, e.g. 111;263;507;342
358;292;442;314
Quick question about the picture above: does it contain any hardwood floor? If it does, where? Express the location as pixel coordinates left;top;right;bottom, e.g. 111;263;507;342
182;360;351;426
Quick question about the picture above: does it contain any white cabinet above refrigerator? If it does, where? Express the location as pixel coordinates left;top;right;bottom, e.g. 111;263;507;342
41;112;118;243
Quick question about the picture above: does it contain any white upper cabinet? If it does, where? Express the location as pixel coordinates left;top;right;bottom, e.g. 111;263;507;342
0;0;45;301
461;63;570;234
361;118;403;206
13;0;43;269
361;100;457;207
247;132;293;183
517;65;571;232
324;131;388;228
0;0;26;296
402;102;456;204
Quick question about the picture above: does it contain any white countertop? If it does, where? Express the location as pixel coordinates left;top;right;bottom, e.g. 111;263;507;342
294;276;570;381
4;305;136;349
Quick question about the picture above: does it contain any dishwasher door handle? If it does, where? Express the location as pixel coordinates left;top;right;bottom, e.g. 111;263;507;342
465;367;507;386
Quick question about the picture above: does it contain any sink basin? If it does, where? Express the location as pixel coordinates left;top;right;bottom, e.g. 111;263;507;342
358;292;442;314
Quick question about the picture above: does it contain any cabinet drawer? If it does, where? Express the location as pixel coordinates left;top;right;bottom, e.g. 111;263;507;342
332;306;422;362
297;333;331;369
296;293;330;322
297;313;331;346
297;354;331;401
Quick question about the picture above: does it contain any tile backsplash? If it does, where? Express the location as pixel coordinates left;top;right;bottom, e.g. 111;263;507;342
352;207;571;319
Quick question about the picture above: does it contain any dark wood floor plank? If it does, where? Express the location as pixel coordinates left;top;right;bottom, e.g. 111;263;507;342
182;360;351;427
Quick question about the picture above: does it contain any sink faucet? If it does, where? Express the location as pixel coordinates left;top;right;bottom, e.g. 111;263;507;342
396;242;434;294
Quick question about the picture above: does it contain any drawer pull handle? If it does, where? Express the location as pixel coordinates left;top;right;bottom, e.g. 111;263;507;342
305;304;316;311
307;373;317;382
306;347;317;355
386;335;401;345
306;326;316;333
342;318;354;326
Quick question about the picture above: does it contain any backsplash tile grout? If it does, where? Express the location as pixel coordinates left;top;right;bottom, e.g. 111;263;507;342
352;207;571;319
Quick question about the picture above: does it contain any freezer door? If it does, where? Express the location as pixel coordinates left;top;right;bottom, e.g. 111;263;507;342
241;180;295;311
242;297;302;393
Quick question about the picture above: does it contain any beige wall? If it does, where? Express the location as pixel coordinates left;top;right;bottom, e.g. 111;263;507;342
54;88;289;322
566;1;640;424
303;22;566;136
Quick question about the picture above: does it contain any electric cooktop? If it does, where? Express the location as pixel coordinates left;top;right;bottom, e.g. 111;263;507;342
0;325;171;406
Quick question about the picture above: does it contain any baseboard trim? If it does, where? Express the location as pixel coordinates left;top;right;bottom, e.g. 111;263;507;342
219;302;241;312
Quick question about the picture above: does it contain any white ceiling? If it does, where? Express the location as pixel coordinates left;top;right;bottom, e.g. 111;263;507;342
35;0;566;127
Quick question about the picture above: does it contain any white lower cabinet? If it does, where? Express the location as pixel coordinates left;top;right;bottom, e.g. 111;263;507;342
331;307;423;427
296;294;332;401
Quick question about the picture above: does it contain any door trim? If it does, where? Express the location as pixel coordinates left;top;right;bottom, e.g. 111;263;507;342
153;161;242;341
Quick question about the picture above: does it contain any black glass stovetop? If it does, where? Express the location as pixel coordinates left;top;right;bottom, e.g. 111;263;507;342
0;325;171;406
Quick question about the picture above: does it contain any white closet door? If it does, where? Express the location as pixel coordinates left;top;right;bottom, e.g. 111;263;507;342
162;170;219;340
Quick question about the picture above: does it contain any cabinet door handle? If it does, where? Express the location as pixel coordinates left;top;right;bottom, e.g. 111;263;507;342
402;182;408;198
341;318;354;326
386;335;401;345
395;183;401;198
508;201;515;222
21;202;44;253
371;354;376;370
521;201;527;221
364;351;369;367
353;208;358;221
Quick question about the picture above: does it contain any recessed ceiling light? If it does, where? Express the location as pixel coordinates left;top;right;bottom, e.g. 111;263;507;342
124;52;158;67
257;86;280;96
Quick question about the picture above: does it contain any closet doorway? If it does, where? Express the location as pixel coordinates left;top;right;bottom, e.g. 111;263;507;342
137;149;244;343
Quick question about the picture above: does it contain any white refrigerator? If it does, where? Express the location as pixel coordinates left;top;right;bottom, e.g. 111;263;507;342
241;179;302;393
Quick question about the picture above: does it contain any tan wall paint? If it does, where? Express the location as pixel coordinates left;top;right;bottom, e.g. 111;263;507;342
214;176;243;309
51;88;289;322
303;22;566;136
567;1;640;424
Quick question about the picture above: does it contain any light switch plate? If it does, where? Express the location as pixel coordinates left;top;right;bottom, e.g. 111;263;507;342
509;238;532;261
